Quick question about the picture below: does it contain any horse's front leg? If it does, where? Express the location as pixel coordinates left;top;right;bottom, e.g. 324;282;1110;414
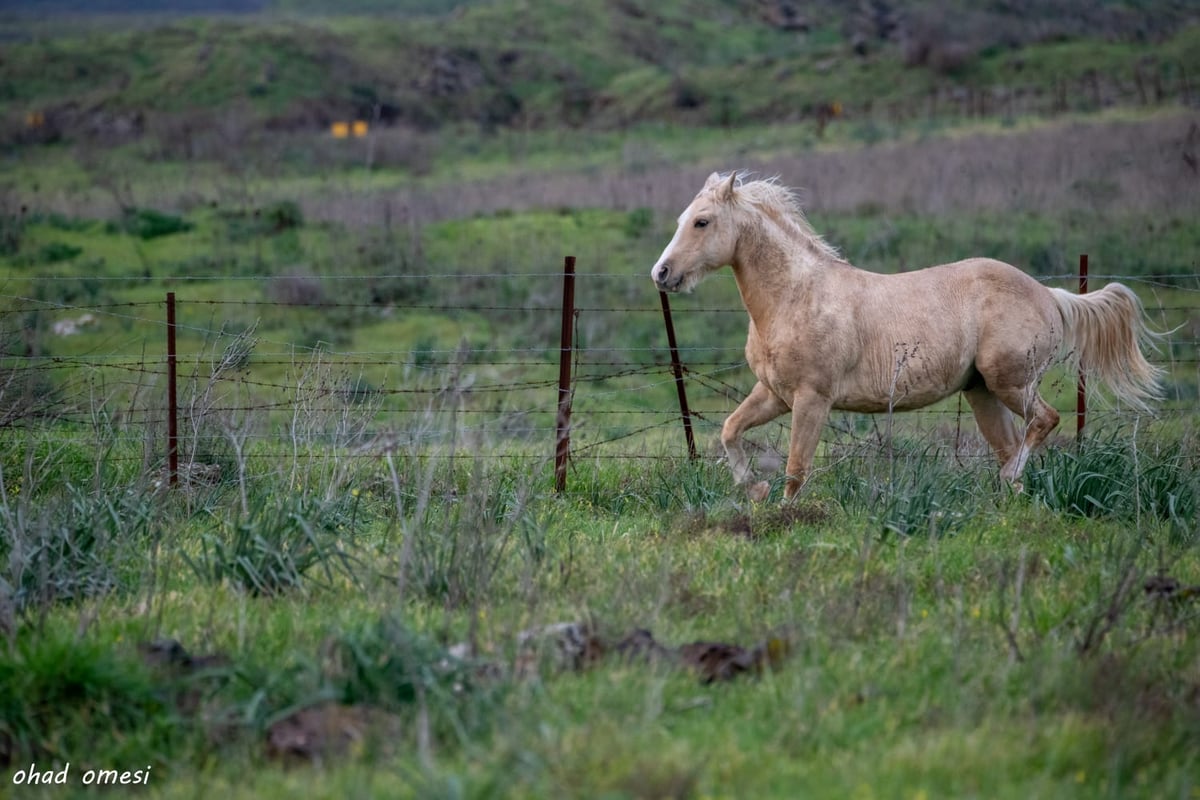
784;388;833;500
721;381;788;501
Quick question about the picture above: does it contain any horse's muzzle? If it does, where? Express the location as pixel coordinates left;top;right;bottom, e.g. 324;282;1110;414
652;262;678;292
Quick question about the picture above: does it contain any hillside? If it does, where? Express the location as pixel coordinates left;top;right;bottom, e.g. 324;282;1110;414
2;0;1197;155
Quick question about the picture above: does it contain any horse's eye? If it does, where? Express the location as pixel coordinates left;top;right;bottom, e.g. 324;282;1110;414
694;219;708;229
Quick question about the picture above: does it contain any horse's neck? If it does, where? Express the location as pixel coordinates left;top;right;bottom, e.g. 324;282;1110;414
731;213;837;332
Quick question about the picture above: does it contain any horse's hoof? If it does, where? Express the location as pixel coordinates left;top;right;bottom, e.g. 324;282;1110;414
747;481;770;502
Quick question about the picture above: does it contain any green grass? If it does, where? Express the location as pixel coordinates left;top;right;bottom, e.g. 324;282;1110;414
1;423;1197;798
1;5;1199;795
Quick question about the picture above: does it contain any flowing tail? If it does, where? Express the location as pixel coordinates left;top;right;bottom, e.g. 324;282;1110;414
1049;283;1165;413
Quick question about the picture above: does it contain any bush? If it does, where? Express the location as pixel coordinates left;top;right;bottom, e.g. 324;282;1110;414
32;241;81;266
114;208;193;240
623;207;654;240
263;200;304;232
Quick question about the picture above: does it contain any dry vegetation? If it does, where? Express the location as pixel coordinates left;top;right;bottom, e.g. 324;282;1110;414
292;112;1200;230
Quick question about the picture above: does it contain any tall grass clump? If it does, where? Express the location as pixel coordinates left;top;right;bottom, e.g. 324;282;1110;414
398;455;546;610
824;438;986;538
185;491;360;597
1024;431;1198;537
322;615;504;742
568;454;732;516
0;631;175;767
1;485;159;613
0;432;162;629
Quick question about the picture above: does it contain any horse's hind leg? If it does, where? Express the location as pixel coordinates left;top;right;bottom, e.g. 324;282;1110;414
963;386;1021;468
992;385;1061;486
722;381;788;501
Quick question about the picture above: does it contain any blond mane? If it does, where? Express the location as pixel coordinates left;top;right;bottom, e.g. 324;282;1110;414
727;175;843;261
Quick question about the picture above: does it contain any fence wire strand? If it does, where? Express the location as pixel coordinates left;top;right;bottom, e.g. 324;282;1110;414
2;270;1197;476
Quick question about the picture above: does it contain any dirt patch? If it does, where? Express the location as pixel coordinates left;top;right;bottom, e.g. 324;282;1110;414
266;702;403;765
675;501;833;541
814;571;915;641
1086;652;1200;725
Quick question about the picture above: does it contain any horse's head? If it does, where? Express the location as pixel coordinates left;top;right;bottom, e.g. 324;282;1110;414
651;171;740;293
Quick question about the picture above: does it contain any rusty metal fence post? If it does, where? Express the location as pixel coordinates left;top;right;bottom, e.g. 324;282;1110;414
658;291;697;459
166;291;179;487
1076;254;1088;443
554;257;576;493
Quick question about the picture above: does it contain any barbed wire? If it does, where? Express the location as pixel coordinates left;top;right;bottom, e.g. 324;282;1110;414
2;274;1197;470
11;271;1200;284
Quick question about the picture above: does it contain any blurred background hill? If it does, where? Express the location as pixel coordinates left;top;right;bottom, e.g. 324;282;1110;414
2;0;1197;150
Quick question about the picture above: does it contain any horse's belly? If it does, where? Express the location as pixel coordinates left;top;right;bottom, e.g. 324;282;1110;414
833;396;941;414
833;390;952;414
832;371;971;413
750;337;973;413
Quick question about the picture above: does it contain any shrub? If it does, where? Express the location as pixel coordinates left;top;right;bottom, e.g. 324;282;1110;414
31;241;82;266
263;200;303;232
114;208;193;240
623;207;654;240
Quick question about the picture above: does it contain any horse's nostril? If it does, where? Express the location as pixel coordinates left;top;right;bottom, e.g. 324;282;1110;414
654;264;669;283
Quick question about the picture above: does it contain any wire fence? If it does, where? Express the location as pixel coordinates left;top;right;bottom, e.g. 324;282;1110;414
1;265;1198;487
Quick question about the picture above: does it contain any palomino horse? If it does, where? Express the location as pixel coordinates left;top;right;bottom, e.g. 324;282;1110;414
651;172;1163;501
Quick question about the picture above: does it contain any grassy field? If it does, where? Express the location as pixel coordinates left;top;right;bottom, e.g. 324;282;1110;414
4;129;1200;799
1;423;1198;798
3;2;1200;797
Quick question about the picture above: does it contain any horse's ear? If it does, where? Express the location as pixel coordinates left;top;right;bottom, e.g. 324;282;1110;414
703;171;723;189
721;171;738;200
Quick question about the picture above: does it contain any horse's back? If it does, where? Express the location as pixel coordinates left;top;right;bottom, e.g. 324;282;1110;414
878;257;1059;332
820;257;1060;411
